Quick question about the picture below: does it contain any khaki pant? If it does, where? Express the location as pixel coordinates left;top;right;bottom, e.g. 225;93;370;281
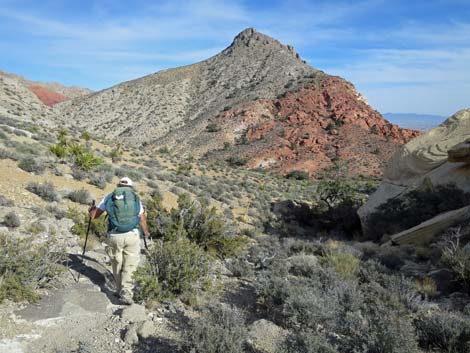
105;229;141;294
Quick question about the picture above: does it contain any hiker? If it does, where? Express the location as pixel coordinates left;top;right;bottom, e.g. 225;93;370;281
88;176;150;304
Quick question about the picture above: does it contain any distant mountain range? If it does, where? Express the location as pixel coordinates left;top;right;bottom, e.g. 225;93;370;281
383;113;446;131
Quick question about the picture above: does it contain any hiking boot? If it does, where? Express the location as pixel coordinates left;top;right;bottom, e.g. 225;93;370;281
120;290;134;305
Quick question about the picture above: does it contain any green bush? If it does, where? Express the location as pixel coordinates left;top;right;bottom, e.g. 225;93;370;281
367;183;470;240
66;189;92;205
321;248;360;280
145;193;246;258
0;234;65;303
440;227;470;289
227;156;247;167
3;211;20;228
285;170;310;180
316;163;364;211
414;311;470;353
257;255;421;353
206;122;220;132
134;238;208;301
281;331;338;353
183;304;247;353
49;144;69;159
68;208;107;240
18;156;46;174
26;182;59;202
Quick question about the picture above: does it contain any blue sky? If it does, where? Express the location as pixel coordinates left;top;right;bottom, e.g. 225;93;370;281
0;0;469;116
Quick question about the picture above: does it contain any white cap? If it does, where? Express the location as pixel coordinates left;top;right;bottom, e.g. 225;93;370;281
118;177;133;187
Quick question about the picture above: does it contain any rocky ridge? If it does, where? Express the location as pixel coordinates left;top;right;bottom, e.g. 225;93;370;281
359;109;470;239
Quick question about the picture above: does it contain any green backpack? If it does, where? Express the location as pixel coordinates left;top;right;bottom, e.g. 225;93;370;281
105;187;140;233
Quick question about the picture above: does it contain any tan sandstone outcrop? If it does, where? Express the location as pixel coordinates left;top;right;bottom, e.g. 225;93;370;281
358;109;470;240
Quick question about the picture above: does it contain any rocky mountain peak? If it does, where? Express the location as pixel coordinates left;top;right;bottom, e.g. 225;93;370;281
229;28;300;59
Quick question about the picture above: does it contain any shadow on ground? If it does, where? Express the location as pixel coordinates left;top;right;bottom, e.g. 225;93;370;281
67;253;120;305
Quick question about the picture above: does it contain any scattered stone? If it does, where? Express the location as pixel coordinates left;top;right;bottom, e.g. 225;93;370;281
247;319;289;353
124;325;139;345
137;320;154;339
120;304;147;323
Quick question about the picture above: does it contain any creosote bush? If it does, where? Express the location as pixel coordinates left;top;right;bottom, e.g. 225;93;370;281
0;234;66;303
66;189;92;205
18;156;46;174
257;249;422;353
26;182;60;202
134;238;208;302
145;193;247;258
183;303;247;353
3;211;20;228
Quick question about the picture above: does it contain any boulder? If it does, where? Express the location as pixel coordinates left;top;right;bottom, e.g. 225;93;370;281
359;109;470;239
387;205;470;245
448;139;470;163
247;319;289;353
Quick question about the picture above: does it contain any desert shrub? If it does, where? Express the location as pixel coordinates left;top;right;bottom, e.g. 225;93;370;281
257;255;421;353
88;173;107;189
227;156;247;166
18;156;46;174
183;304;247;353
281;331;338;353
71;167;88;181
367;183;470;240
3;211;20;228
49;144;69;159
46;205;67;220
71;145;103;171
206;122;220;132
285;170;310;180
440;227;470;289
68;208;107;240
0;234;65;303
109;146;122;163
26;182;59;202
27;222;47;235
414;311;470;352
80;131;91;141
146;193;246;258
316;163;364;211
50;137;102;171
0;148;17;160
66;189;92;205
134;238;208;301
114;165;143;181
0;195;14;207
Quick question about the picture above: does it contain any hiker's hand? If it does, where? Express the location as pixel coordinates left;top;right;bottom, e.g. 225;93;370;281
88;205;96;213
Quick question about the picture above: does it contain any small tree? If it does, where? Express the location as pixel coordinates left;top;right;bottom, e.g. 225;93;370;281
316;162;364;210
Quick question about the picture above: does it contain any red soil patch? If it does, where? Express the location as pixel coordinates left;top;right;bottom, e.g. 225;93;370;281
28;85;69;106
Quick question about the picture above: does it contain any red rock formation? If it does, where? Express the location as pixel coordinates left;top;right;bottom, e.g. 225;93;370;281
28;85;69;106
213;77;420;177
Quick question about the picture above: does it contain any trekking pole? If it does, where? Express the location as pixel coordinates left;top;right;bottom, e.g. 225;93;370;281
143;235;149;251
77;199;95;282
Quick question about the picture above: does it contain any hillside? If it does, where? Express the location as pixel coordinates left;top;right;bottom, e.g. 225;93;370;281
0;70;92;108
1;114;470;353
55;28;418;177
